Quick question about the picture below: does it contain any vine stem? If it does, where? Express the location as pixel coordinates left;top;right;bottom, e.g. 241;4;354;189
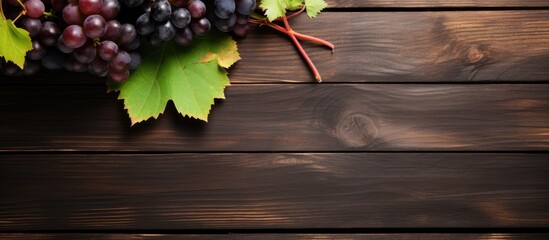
12;0;27;23
0;0;6;20
250;19;334;50
281;15;321;82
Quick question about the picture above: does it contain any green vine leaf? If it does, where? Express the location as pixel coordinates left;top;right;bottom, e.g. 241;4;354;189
260;0;326;21
304;0;327;18
109;32;240;126
0;18;32;68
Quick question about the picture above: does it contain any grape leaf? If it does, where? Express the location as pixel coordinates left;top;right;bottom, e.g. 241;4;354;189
109;32;240;125
0;18;32;68
304;0;327;18
260;0;326;21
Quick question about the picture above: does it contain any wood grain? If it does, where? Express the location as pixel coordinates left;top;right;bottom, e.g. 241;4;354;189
5;11;549;84
1;153;548;229
0;84;547;151
324;0;549;8
2;233;549;240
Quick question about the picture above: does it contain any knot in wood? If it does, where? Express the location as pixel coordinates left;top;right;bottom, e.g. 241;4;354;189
466;47;485;64
335;112;379;148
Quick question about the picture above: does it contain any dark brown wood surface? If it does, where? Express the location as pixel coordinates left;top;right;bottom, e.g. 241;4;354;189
1;153;548;229
0;84;547;151
1;0;548;238
3;233;549;239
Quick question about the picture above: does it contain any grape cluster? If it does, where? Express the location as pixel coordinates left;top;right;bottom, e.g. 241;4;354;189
1;0;140;82
135;0;210;46
211;0;255;37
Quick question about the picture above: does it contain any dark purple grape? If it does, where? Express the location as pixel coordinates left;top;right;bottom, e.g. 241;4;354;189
129;52;141;70
40;21;61;46
124;0;144;8
50;0;68;12
117;24;136;46
232;23;249;37
172;0;186;8
57;36;74;53
101;0;120;20
110;50;131;71
25;0;45;18
103;20;121;41
79;0;104;15
41;49;65;70
65;56;88;72
190;17;210;35
88;56;108;76
2;61;21;76
135;13;155;35
142;2;153;12
214;13;236;32
151;0;171;22
214;0;234;19
98;40;118;61
235;0;255;15
187;0;206;19
73;41;97;63
27;40;47;60
83;14;107;38
109;68;129;82
236;13;248;24
148;33;163;47
174;27;193;46
171;8;191;29
23;59;41;75
156;20;176;41
20;17;41;38
63;3;84;25
122;36;140;51
62;25;87;49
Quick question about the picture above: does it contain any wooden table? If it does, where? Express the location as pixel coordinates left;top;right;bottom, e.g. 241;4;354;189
1;1;549;239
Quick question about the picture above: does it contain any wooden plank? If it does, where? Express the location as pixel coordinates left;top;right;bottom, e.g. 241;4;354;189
2;233;549;240
0;84;548;151
1;153;548;229
324;0;549;8
4;11;549;84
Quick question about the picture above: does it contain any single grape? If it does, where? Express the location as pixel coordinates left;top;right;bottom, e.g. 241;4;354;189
156;20;176;41
65;56;88;72
88;55;109;76
232;23;249;37
57;36;75;53
174;27;193;46
27;39;47;60
110;50;131;71
39;21;62;46
103;20;121;41
171;8;191;29
20;17;41;38
23;60;41;75
214;13;236;32
235;0;255;15
79;0;104;15
101;0;120;20
122;36;140;51
187;0;206;19
129;52;141;70
62;25;87;49
25;0;45;18
63;3;85;25
135;13;155;35
151;0;171;22
73;41;97;63
41;49;65;70
172;0;186;8
214;0;235;19
148;33;163;47
83;14;107;38
236;13;249;25
51;0;68;12
142;2;153;13
98;40;118;61
108;68;129;82
190;17;210;35
124;0;144;8
117;24;137;46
